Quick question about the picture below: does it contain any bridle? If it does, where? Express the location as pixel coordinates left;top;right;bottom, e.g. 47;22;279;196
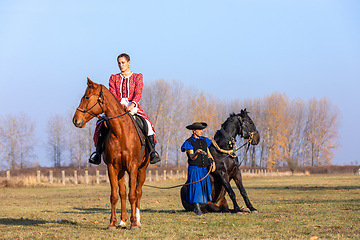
76;85;130;121
212;114;257;160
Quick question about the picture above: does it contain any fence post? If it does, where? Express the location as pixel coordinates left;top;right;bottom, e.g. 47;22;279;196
74;171;78;185
96;170;99;184
176;170;179;180
62;171;65;185
163;170;167;181
148;170;152;182
170;170;173;179
6;171;10;181
155;170;159;181
106;170;109;183
37;170;41;183
85;170;89;184
49;171;53;184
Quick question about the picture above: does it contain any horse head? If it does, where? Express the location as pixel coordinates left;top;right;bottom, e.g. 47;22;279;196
72;78;104;128
237;108;260;145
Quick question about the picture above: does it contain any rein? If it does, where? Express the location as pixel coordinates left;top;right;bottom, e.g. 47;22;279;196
143;164;213;190
76;84;131;120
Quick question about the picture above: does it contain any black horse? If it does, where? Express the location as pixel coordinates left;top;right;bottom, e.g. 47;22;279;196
181;109;260;213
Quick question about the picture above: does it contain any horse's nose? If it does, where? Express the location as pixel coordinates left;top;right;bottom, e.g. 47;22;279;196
73;117;84;128
251;131;260;145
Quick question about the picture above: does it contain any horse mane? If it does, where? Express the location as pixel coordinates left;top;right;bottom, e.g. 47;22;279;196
101;84;128;113
221;113;237;128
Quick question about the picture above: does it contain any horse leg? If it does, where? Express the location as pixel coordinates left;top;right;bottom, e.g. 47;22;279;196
107;165;119;229
117;170;127;229
217;171;243;213
134;167;147;227
128;168;139;230
233;168;258;213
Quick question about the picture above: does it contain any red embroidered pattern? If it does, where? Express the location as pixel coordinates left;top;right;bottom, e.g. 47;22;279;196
94;73;157;145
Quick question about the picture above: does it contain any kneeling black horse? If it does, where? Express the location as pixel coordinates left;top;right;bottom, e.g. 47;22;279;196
181;109;260;213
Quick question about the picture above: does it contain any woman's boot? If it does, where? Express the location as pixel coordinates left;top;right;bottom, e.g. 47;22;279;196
148;135;161;164
89;124;108;165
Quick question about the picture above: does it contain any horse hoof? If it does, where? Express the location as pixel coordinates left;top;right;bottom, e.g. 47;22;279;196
251;210;259;214
107;225;117;230
240;207;251;213
235;211;245;215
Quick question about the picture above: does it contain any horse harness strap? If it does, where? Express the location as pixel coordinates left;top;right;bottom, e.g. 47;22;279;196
212;127;255;158
210;127;237;157
220;128;237;148
211;138;237;156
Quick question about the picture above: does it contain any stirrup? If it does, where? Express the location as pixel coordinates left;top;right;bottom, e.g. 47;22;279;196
149;151;160;164
89;152;101;165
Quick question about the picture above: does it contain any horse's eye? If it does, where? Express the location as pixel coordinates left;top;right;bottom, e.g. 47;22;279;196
85;96;90;100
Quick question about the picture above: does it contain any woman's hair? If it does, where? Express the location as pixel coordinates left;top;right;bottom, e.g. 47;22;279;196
117;53;130;62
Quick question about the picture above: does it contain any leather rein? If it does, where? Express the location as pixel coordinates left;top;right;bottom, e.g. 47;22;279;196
76;85;130;121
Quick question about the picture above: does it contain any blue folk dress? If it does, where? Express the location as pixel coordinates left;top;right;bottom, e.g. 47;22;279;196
181;135;213;204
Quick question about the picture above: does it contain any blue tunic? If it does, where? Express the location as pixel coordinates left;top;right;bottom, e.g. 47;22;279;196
181;135;213;204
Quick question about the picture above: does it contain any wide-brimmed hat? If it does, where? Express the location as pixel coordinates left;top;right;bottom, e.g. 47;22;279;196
186;122;207;130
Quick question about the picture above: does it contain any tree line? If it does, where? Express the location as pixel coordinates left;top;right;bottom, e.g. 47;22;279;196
0;79;340;170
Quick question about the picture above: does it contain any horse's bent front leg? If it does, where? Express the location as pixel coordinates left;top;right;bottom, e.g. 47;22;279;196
234;169;258;213
118;170;127;228
108;165;119;229
217;171;243;213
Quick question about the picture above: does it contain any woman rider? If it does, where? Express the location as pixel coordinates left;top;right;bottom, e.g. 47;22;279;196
89;53;161;165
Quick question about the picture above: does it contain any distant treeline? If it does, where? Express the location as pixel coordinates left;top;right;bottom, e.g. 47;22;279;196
0;79;340;170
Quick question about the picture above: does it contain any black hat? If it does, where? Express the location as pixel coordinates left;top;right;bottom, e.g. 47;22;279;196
186;122;207;130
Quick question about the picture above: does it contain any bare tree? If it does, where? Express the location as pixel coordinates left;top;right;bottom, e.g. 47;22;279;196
0;114;36;169
304;97;339;166
47;114;68;167
283;99;306;172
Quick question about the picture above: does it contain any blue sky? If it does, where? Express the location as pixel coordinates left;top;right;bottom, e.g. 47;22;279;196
1;0;359;166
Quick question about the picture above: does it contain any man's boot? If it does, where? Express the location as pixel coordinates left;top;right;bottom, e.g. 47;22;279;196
194;203;202;216
148;135;161;164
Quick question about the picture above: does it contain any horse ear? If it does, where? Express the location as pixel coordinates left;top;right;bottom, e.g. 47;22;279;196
87;77;94;87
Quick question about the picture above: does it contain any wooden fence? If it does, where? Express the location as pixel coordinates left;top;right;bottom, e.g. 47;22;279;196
3;169;188;186
1;168;299;186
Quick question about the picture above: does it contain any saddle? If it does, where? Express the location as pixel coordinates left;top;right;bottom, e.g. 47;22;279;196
129;114;148;154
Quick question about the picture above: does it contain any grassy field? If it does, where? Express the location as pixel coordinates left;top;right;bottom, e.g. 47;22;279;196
0;174;359;239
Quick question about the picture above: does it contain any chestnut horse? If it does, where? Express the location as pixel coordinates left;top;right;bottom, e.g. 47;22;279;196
72;78;149;230
181;110;260;213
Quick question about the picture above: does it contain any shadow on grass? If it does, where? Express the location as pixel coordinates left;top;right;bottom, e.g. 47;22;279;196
244;185;360;191
62;207;109;214
0;218;48;226
63;207;186;215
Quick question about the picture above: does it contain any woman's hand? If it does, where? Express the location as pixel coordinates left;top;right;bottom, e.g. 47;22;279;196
127;102;136;111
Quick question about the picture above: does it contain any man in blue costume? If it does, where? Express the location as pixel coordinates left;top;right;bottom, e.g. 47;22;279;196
181;122;216;215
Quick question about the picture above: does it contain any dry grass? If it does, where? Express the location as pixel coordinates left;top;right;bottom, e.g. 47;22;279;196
0;174;359;239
